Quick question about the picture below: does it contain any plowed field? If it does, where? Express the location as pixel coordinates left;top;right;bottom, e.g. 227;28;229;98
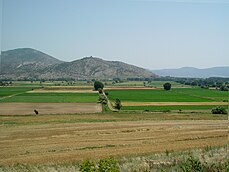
0;103;102;115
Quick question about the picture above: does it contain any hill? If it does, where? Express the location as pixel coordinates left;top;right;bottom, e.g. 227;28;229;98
152;67;229;78
0;48;156;80
0;48;63;79
42;57;156;79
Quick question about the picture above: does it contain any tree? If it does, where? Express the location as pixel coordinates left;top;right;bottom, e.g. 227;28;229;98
163;82;171;90
115;98;122;110
220;85;229;91
94;81;104;91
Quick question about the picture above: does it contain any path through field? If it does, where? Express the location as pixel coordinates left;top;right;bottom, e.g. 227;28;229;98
0;119;227;164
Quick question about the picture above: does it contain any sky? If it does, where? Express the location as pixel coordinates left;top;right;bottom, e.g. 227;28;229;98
0;0;229;69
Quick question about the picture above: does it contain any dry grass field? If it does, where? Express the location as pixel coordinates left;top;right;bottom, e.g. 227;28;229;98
0;103;102;115
0;114;227;165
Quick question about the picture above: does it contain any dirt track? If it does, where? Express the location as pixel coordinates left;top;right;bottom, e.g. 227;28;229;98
0;103;102;115
0;120;227;164
123;101;228;106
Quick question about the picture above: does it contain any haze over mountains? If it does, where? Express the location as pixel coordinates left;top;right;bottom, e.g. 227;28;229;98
152;67;229;78
0;48;156;80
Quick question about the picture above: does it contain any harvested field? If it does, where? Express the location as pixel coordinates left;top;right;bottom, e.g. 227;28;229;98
0;103;102;115
46;86;93;89
27;89;96;93
122;101;228;106
0;119;227;165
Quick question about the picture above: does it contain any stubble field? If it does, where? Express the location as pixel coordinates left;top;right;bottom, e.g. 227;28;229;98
0;114;227;165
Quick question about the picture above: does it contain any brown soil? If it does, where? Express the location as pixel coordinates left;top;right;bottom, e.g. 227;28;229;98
0;103;102;115
0;120;227;165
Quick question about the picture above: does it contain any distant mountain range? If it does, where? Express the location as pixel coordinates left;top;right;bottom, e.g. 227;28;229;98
0;48;156;80
152;67;229;78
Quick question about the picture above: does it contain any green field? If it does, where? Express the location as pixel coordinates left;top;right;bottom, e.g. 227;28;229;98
0;87;36;97
0;92;98;103
122;105;228;111
107;88;228;102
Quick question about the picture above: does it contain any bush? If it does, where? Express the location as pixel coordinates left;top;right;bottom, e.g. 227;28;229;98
211;106;227;114
163;82;171;91
98;88;103;94
79;160;96;172
98;94;107;104
114;98;122;110
98;157;119;172
94;81;104;91
79;158;119;172
180;155;202;172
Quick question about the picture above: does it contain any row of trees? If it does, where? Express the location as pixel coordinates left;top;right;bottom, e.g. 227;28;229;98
174;77;229;91
95;81;122;110
0;81;13;86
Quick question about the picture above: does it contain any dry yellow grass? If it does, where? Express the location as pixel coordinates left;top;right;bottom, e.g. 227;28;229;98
0;118;227;165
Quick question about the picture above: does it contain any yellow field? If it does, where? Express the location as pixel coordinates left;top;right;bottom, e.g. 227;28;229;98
0;114;227;165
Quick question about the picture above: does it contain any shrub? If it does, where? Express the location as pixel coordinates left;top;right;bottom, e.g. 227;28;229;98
98;157;119;172
98;88;103;94
180;155;202;172
79;160;96;172
79;158;119;172
114;98;122;110
98;94;107;104
211;106;227;114
163;82;171;91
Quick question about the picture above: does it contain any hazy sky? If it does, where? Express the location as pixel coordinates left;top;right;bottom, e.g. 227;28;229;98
0;0;229;69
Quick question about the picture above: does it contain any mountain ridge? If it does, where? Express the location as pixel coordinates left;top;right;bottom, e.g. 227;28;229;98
0;48;156;80
152;66;229;78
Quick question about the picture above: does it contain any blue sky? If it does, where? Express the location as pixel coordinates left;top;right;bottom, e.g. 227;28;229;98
0;0;229;69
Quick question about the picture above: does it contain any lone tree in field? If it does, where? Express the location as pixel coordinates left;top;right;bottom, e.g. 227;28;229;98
94;81;104;91
163;82;171;91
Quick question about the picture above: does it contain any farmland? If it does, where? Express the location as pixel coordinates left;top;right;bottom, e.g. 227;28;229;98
0;81;228;171
107;88;228;102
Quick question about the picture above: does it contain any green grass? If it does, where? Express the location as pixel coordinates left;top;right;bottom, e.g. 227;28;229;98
122;105;228;111
0;92;98;103
175;88;229;102
107;88;228;102
0;87;35;97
